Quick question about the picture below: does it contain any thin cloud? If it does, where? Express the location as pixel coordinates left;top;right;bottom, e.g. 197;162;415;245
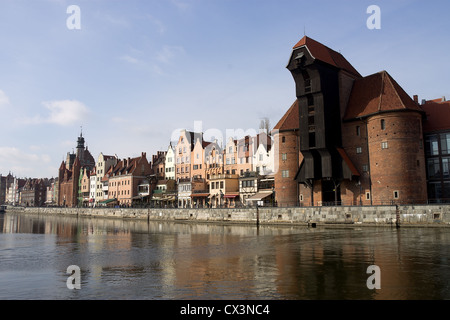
120;55;140;64
24;100;90;126
0;147;51;164
156;45;185;64
147;14;166;34
0;90;10;109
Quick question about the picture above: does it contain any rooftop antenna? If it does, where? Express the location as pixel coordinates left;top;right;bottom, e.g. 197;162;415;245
304;25;306;36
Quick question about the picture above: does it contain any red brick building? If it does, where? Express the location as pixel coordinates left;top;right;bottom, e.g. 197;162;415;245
58;131;95;207
274;36;428;206
421;97;450;201
272;100;300;207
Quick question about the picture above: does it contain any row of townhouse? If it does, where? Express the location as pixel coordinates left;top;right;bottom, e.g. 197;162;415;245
57;127;277;208
0;173;57;207
168;129;275;208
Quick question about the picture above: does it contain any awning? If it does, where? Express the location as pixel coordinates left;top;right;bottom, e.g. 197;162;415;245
224;193;239;198
132;195;150;200
191;193;210;198
99;198;117;204
246;191;273;201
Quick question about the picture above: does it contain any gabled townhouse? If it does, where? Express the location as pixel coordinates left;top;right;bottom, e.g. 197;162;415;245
79;167;91;207
107;152;153;207
164;143;176;181
45;178;56;206
205;140;224;181
224;137;238;176
89;167;96;207
20;178;47;207
175;130;202;180
191;137;209;180
152;151;167;180
252;132;274;175
95;153;118;205
236;135;254;176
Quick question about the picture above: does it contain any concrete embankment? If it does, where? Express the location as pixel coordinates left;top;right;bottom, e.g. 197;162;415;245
5;204;450;227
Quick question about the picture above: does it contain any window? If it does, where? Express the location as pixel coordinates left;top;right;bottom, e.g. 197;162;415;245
300;194;303;202
426;135;439;156
362;164;369;172
393;191;399;199
443;157;450;178
356;147;362;154
381;119;386;130
282;136;286;143
366;192;371;200
381;141;388;149
356;126;361;136
282;153;287;161
441;133;450;154
303;71;311;93
259;154;263;161
282;170;289;178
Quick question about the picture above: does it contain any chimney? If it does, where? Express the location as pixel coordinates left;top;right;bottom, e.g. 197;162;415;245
413;95;418;104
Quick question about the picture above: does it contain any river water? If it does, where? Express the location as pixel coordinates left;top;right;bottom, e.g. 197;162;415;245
1;212;450;300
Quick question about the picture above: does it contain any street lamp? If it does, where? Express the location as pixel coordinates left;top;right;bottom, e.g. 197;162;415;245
357;180;362;206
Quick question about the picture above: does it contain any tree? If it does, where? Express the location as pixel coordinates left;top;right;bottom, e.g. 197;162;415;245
259;117;271;134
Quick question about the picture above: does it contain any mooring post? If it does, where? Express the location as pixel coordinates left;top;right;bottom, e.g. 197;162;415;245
395;205;400;228
256;205;260;227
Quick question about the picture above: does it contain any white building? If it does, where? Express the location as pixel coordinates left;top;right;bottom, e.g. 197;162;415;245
95;153;118;204
164;143;176;180
253;141;274;175
89;169;97;207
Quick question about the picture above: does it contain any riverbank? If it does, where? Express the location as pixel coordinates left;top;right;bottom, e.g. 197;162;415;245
4;204;450;227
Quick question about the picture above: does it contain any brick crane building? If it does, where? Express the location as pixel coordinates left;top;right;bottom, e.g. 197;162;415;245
58;131;95;207
274;36;428;206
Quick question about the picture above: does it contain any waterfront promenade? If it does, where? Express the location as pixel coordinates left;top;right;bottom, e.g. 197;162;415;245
5;204;450;227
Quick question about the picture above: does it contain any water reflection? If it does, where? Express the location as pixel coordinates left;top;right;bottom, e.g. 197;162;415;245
1;212;450;300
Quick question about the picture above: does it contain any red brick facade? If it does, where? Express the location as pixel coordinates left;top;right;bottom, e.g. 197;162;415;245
274;36;429;207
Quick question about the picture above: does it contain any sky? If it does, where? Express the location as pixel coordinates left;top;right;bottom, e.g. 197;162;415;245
0;0;449;179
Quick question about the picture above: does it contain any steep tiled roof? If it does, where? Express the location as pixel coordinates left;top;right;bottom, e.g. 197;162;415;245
421;99;450;133
292;36;361;78
344;71;424;121
272;100;299;132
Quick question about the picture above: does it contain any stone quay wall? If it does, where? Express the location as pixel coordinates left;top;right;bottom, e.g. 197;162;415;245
6;204;450;227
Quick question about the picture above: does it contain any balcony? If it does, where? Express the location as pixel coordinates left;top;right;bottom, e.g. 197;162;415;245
210;174;239;180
